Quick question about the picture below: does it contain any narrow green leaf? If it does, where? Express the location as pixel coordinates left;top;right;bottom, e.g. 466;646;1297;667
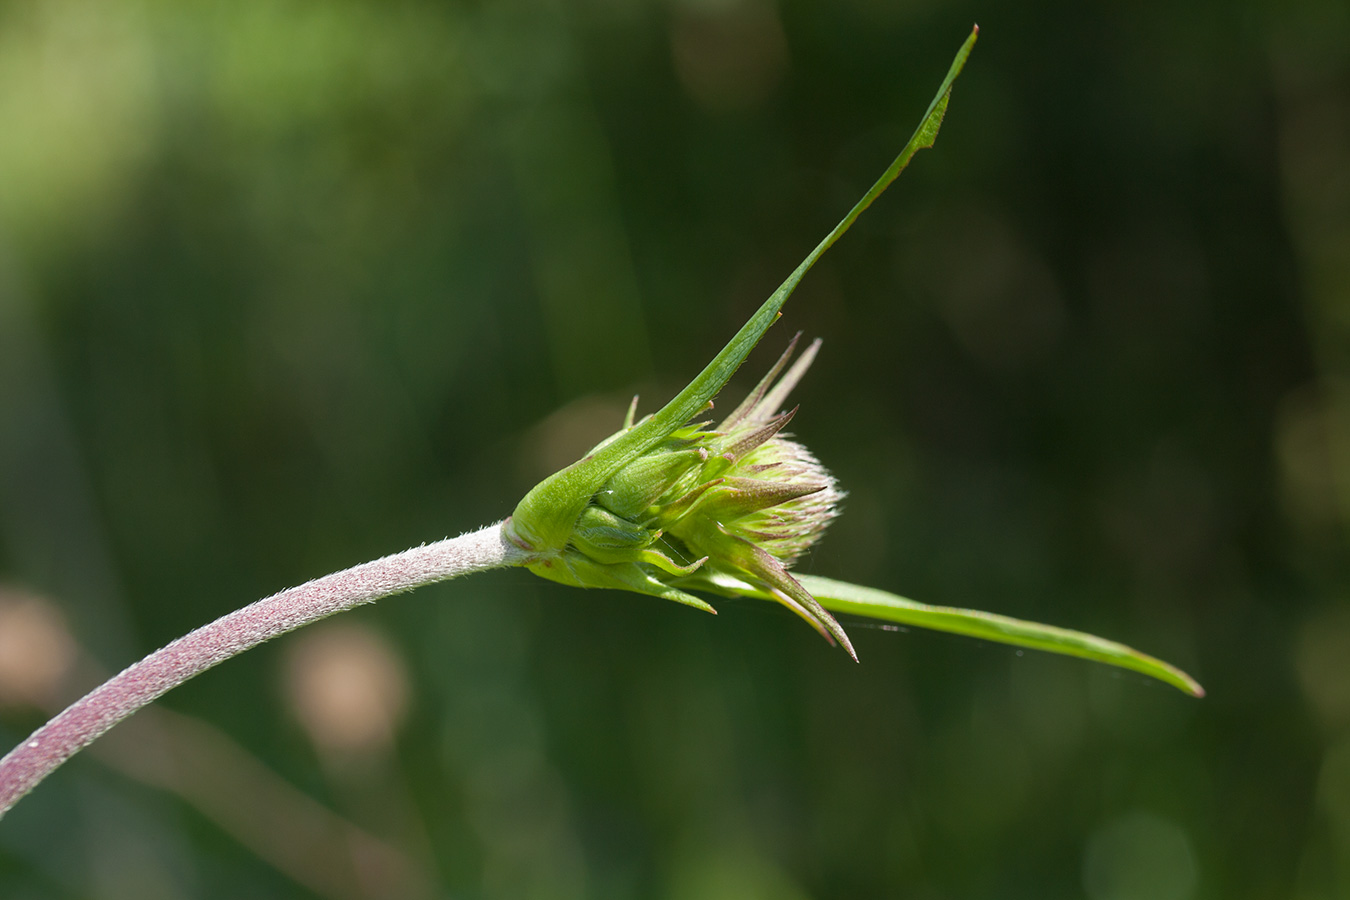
511;26;981;552
783;574;1205;697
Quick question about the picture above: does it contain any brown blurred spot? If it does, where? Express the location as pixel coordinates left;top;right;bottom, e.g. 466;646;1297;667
283;623;410;759
670;0;788;112
518;393;632;482
0;588;76;708
0;590;430;897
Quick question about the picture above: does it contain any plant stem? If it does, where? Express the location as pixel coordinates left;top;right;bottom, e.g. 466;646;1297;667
0;521;525;820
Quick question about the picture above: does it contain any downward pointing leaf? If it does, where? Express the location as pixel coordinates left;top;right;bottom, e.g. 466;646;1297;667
793;575;1205;697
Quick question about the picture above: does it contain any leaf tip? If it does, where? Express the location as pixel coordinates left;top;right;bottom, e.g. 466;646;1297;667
1162;660;1205;698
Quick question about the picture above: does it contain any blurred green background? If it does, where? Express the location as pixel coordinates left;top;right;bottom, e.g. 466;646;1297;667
1;0;1347;898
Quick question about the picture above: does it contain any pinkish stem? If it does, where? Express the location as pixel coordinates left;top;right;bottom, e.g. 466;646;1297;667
0;522;525;820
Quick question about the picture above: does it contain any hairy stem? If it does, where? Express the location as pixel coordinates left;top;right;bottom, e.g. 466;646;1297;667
0;522;525;820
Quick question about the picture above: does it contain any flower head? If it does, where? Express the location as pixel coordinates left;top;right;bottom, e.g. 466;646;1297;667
508;334;855;657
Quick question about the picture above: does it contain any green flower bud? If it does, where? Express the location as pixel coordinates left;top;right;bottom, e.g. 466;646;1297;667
507;334;856;659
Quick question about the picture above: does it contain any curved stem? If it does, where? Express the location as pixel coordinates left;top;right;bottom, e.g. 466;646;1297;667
0;521;525;820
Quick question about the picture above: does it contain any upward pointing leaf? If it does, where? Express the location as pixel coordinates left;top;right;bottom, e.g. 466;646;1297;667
510;26;981;554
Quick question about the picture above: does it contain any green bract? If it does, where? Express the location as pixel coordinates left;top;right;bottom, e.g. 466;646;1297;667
503;26;1205;696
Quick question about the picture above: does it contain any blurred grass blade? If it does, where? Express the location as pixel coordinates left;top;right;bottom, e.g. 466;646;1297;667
793;574;1205;697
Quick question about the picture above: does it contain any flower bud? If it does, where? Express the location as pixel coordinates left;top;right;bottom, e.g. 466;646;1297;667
508;334;855;659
